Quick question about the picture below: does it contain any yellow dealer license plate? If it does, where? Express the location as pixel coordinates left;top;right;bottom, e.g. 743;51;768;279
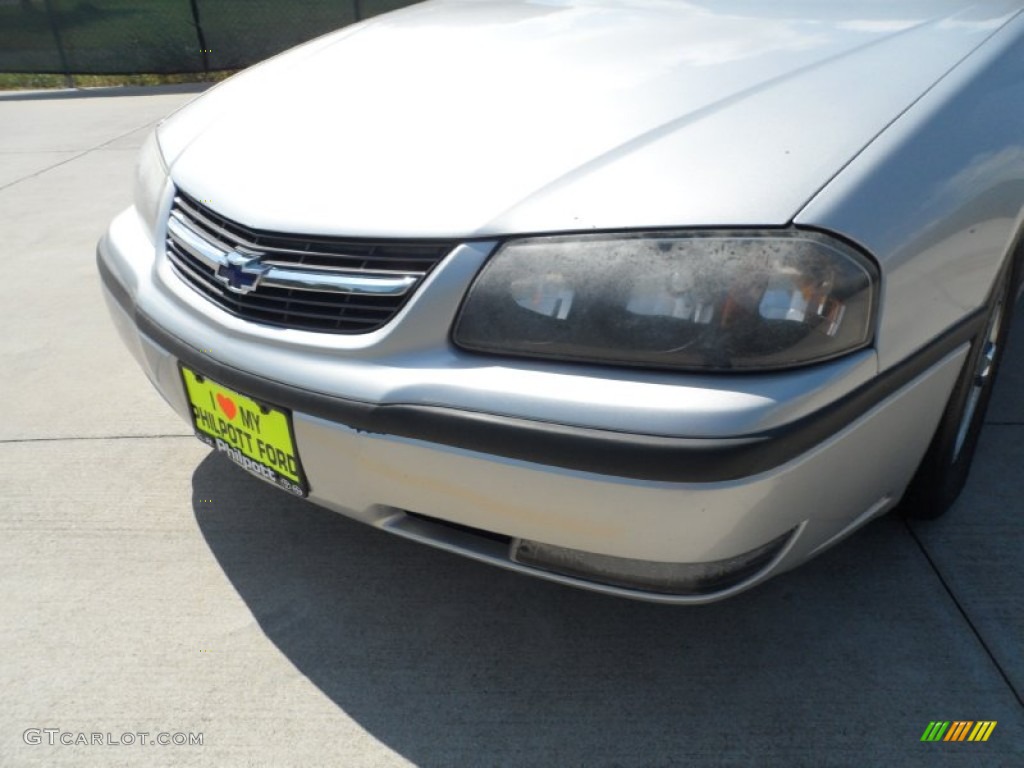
180;364;308;497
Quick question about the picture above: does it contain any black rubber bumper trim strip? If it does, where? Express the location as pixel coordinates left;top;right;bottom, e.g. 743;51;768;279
98;248;984;483
97;240;134;314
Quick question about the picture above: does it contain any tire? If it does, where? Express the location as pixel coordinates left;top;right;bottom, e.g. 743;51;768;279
900;257;1017;520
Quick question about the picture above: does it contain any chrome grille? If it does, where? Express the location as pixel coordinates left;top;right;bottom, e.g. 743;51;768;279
164;191;456;333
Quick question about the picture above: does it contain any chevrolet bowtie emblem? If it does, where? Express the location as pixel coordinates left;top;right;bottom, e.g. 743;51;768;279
215;251;269;294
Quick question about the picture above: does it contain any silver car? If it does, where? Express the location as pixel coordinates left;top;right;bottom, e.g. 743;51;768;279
97;0;1024;602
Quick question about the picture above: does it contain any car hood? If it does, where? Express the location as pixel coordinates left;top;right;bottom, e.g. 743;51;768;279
160;0;1020;237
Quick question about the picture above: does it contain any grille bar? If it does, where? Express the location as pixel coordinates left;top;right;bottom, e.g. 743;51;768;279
165;191;456;334
166;243;401;312
173;194;446;272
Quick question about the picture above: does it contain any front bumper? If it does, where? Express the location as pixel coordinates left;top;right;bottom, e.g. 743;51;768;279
97;208;974;603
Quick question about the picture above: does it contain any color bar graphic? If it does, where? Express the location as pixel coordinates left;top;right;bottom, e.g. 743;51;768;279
968;721;997;742
944;721;972;741
921;721;996;742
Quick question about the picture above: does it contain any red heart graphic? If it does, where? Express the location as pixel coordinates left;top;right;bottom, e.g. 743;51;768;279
216;393;237;420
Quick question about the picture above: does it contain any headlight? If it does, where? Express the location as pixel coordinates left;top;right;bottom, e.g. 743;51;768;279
453;231;877;371
134;130;169;237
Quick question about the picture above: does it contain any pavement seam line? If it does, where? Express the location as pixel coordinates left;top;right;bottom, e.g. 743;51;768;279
904;518;1024;710
0;118;159;193
0;434;192;444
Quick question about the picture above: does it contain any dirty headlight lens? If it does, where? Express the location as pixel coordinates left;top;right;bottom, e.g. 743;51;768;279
453;231;877;371
134;130;169;238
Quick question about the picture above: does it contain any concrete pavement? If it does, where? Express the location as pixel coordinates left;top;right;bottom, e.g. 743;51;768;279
1;86;1021;767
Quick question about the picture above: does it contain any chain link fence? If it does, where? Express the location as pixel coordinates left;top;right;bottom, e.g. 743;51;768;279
0;0;418;75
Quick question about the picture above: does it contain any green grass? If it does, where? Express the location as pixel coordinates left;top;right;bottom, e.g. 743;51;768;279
0;70;236;91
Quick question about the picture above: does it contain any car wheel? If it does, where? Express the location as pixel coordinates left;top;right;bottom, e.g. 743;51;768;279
900;257;1017;520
